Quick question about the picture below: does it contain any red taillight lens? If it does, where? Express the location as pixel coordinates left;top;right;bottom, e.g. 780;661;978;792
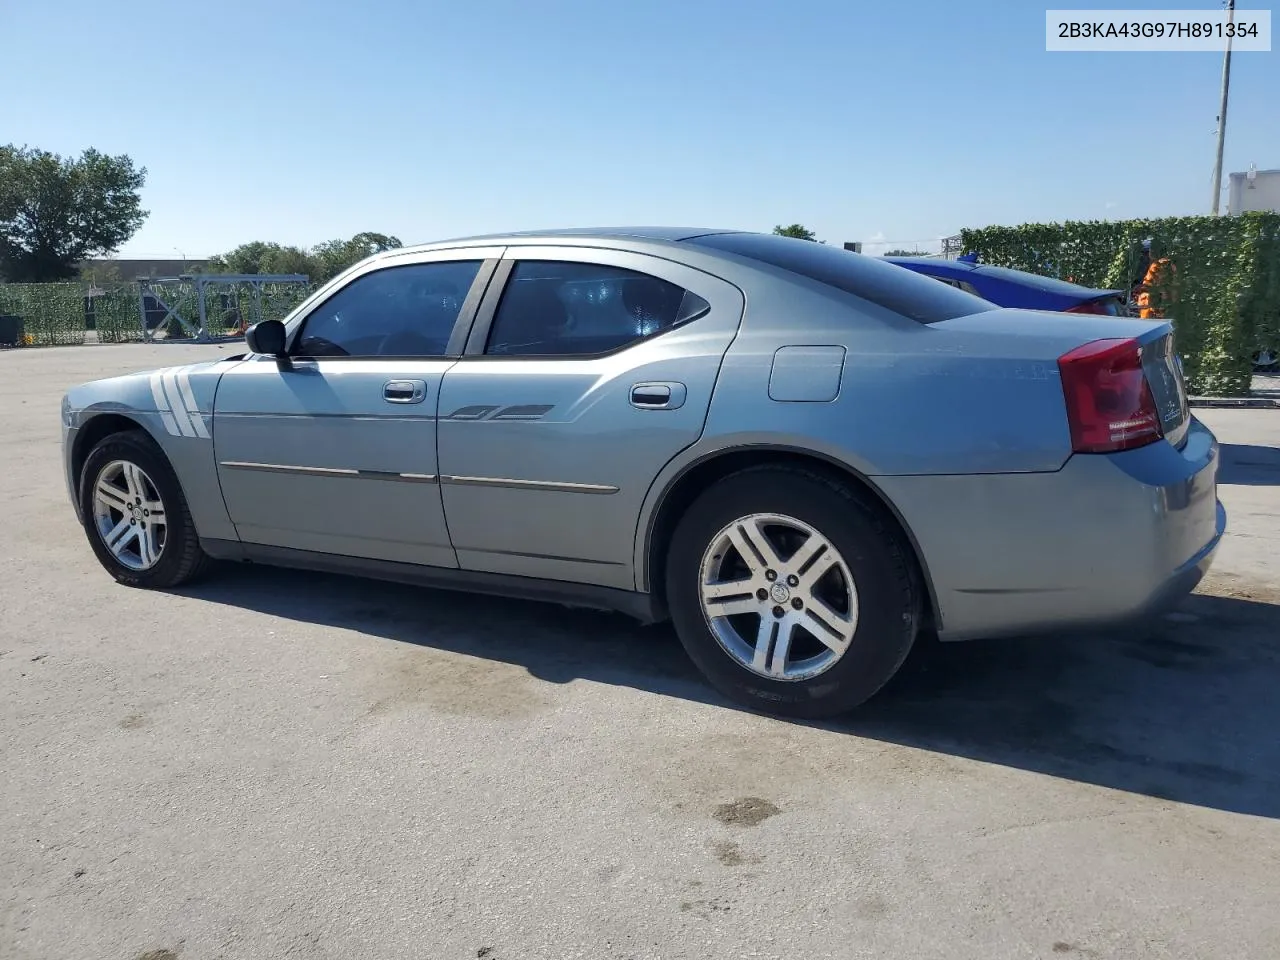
1058;338;1163;453
1065;299;1107;314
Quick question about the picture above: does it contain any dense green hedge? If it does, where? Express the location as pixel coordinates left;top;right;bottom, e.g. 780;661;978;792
0;283;87;345
93;287;148;343
0;278;313;346
960;213;1280;396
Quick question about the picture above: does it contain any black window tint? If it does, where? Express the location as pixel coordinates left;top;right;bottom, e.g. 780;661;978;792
485;261;707;357
926;276;962;289
686;233;995;324
294;260;481;357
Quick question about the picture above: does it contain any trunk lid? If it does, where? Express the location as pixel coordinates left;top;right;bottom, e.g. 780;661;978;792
934;309;1190;449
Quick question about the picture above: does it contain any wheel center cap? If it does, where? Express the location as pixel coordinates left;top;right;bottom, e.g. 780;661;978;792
130;505;143;520
769;583;790;604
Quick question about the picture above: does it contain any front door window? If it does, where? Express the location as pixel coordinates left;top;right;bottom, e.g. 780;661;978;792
294;260;483;358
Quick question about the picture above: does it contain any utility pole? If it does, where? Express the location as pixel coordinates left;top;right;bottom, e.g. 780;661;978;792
1210;0;1236;215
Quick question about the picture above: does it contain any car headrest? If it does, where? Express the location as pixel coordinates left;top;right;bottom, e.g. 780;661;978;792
622;277;681;321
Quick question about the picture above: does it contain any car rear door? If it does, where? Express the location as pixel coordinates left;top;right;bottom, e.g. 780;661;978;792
211;248;502;567
435;245;744;590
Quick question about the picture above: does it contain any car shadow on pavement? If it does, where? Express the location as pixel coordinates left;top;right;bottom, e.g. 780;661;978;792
1218;443;1280;486
846;588;1280;820
178;566;1280;820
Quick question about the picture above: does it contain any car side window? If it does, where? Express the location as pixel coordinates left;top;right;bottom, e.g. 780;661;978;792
293;260;482;358
484;260;710;357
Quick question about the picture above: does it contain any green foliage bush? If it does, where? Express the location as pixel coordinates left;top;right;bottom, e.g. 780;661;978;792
257;280;312;322
960;213;1280;396
0;277;314;346
0;283;87;345
93;287;148;343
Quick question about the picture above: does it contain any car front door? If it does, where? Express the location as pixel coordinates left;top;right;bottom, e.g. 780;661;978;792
212;249;503;567
436;246;744;590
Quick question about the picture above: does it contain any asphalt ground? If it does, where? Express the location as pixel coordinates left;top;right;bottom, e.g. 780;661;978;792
3;343;1278;960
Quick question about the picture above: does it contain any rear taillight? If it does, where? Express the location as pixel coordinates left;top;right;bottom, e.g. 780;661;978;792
1058;338;1163;453
1065;299;1108;315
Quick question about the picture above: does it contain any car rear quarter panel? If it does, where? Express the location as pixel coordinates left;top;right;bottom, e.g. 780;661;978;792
700;297;1107;478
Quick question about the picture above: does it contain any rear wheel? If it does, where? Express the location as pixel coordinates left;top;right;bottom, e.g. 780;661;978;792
665;466;921;718
79;430;210;588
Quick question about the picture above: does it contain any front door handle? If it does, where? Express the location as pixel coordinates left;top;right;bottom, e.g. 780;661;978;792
630;382;686;410
384;379;427;404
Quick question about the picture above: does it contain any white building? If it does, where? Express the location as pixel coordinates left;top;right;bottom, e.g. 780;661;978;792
1228;167;1280;215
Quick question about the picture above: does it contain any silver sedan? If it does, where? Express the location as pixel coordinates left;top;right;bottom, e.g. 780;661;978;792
61;228;1225;717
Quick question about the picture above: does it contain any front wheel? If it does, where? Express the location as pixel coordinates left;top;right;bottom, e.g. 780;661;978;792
665;466;921;719
79;429;210;588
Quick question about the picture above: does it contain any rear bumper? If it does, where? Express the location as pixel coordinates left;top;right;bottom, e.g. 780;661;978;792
1124;497;1224;624
877;416;1224;641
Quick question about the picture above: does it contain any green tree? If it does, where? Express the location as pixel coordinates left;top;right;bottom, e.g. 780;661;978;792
203;231;402;284
203;241;315;277
310;231;402;282
78;259;124;288
772;223;817;241
0;144;148;282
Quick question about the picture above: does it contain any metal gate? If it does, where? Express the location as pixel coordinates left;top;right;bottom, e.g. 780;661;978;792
136;274;310;343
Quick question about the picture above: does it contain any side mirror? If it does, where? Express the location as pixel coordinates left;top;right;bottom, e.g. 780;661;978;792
245;319;287;356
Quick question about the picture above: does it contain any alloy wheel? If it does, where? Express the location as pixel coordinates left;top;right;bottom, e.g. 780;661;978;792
91;459;167;571
697;513;859;681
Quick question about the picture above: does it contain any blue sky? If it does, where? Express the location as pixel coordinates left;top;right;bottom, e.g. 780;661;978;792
2;0;1276;257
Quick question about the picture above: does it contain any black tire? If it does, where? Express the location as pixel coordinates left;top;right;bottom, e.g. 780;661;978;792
665;465;921;719
79;429;210;588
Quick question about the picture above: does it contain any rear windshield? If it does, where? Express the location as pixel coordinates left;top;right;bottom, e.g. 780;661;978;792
685;233;997;324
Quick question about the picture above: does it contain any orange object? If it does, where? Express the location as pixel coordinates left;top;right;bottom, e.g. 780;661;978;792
1138;257;1174;319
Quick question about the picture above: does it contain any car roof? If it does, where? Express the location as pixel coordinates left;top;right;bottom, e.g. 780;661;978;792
406;226;742;250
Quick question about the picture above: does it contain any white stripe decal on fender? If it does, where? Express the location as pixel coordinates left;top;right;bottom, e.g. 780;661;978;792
149;372;181;437
176;367;210;439
161;370;196;437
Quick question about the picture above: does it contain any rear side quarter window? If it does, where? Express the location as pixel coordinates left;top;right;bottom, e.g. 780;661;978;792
485;260;710;357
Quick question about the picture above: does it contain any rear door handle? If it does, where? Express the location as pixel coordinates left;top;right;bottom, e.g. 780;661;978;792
384;379;427;404
630;382;686;410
